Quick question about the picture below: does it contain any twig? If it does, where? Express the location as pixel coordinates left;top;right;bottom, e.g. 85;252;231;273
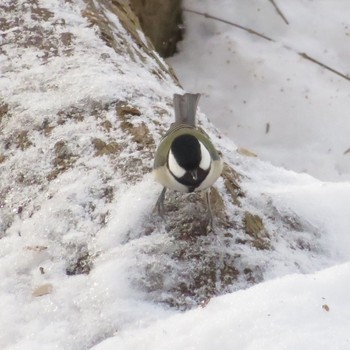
184;8;350;83
183;8;274;42
268;0;289;25
299;53;350;81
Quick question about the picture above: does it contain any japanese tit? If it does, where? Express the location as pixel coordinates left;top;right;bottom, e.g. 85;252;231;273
153;93;223;224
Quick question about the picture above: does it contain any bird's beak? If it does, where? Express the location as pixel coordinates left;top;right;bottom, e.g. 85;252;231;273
190;169;198;180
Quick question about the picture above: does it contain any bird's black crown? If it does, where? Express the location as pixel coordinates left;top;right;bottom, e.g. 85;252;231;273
170;134;201;170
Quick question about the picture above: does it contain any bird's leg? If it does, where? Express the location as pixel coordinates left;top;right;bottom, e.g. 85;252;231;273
154;187;167;218
205;188;214;231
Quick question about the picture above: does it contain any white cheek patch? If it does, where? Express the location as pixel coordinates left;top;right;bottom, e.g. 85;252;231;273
199;142;211;171
168;150;186;178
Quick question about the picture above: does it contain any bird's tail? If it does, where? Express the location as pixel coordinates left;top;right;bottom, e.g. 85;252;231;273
173;93;201;126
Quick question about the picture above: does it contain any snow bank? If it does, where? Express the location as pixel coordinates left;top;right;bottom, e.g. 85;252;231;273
93;262;350;350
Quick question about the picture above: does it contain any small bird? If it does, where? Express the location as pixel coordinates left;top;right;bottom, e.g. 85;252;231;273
153;93;223;226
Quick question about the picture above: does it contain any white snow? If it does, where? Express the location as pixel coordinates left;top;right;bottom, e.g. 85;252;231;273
93;262;350;350
1;0;350;349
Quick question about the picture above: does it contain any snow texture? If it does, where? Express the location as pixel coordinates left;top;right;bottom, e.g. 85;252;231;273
0;0;350;349
94;263;350;350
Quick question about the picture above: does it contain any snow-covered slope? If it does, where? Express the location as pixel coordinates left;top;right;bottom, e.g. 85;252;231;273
0;0;177;348
1;0;350;349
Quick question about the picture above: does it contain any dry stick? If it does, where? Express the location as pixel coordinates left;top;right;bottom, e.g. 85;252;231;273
184;8;274;42
299;53;350;81
184;8;350;82
268;0;289;25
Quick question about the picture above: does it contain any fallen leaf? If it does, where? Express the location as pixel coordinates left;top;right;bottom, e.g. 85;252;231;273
237;147;257;157
322;304;330;312
32;283;53;297
344;147;350;155
24;245;48;252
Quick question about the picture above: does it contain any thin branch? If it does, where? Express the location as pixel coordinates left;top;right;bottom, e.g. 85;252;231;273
184;8;350;83
268;0;289;25
183;8;274;42
299;53;350;81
